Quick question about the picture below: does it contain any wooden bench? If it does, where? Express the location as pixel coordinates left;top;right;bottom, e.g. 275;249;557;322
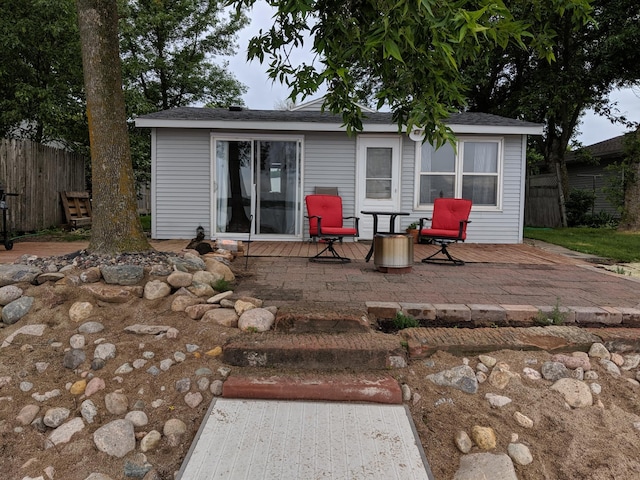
61;191;92;228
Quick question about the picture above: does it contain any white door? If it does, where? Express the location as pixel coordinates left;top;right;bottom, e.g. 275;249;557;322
356;136;402;239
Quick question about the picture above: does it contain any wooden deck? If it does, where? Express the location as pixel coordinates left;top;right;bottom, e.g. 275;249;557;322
244;241;584;265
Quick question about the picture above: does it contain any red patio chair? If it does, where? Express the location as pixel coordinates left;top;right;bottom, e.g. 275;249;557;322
305;194;359;263
418;198;472;265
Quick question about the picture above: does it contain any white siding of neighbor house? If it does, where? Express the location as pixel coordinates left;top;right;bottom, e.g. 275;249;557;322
397;135;525;244
153;128;211;239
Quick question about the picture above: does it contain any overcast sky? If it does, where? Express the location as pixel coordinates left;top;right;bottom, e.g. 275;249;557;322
224;3;640;147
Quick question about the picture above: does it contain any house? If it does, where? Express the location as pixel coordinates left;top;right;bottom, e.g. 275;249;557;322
135;100;542;243
565;134;630;218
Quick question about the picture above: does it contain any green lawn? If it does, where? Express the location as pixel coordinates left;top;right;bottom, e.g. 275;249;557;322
524;227;640;263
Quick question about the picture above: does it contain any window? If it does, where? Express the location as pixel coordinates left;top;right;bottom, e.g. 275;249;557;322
417;138;502;207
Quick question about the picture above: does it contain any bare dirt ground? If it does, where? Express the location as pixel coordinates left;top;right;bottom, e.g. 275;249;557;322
1;261;640;479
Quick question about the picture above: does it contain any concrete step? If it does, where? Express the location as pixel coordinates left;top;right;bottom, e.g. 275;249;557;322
222;374;403;404
222;332;406;370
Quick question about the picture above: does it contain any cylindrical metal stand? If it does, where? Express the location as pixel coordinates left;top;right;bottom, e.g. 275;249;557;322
373;234;413;273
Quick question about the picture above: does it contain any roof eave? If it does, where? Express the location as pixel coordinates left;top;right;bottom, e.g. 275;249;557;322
134;118;543;136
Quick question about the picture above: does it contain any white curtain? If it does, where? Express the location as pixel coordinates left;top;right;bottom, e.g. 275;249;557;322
215;141;229;232
466;142;497;205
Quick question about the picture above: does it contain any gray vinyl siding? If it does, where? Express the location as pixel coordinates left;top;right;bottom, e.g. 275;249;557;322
398;135;525;244
153;128;211;239
151;126;528;243
567;160;621;217
303;132;357;225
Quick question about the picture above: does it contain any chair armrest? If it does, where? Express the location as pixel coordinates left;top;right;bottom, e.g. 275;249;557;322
417;217;431;243
343;216;360;234
457;219;471;238
306;214;323;234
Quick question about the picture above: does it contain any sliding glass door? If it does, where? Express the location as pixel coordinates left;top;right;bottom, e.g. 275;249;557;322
213;136;302;239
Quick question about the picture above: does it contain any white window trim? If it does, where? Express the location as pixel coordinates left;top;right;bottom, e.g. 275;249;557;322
413;136;504;211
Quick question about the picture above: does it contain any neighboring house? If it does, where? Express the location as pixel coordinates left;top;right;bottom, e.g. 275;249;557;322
135;100;542;243
566;134;628;218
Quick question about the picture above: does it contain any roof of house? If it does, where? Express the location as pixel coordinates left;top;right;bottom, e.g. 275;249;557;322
135;107;543;135
566;132;632;164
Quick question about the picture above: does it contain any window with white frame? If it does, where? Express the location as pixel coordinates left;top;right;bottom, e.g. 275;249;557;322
417;138;502;207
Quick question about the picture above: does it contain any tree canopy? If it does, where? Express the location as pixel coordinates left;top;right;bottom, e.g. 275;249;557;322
0;0;87;150
463;0;640;169
236;0;593;144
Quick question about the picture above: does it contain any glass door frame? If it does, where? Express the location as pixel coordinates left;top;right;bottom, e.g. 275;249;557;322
210;133;304;241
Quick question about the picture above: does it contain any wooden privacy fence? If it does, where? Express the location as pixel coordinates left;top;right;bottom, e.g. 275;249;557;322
0;139;86;232
525;173;562;228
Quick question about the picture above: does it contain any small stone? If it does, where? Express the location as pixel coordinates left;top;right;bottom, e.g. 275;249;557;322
488;362;519;389
20;381;33;392
85;377;105;397
590;383;602;395
91;358;106;371
514;411;534;428
133;359;147;369
196;377;210;391
143;280;171;300
160;358;175;371
588;342;611;360
622;354;640;371
70;379;87;395
69;302;94;323
147;366;161;376
455;430;473;453
508;443;533;465
93;419;135;458
81;400;98;424
175;378;191;393
46;417;85;449
476;371;487;384
485;393;512;408
78;321;104;334
35;362;49;373
2;296;34;324
478;355;497;368
206;346;223;357
69;334;86;349
16;404;40;425
476;363;489;374
93;343;116;361
471;426;497;450
186;344;199;353
611;353;625;367
401;384;411;402
125;411;149;427
140;430;162;452
600;359;621;377
44;407;71;428
105;392;129;415
184;392;203;408
174;351;186;363
550;378;593;408
114;363;133;375
426;365;478;394
63;349;86;370
541;361;571;381
235;299;257;315
210;380;224;396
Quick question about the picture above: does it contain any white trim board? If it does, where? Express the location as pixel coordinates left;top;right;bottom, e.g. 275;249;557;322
176;398;434;480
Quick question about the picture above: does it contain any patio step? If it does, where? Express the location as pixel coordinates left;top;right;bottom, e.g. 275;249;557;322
399;325;604;359
222;331;406;371
274;305;371;333
222;374;403;404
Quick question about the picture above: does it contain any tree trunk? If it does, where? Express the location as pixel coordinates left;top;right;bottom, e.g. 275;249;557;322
76;0;151;254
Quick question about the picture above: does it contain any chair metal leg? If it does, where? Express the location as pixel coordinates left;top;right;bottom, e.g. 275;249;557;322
421;242;464;265
310;237;351;263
